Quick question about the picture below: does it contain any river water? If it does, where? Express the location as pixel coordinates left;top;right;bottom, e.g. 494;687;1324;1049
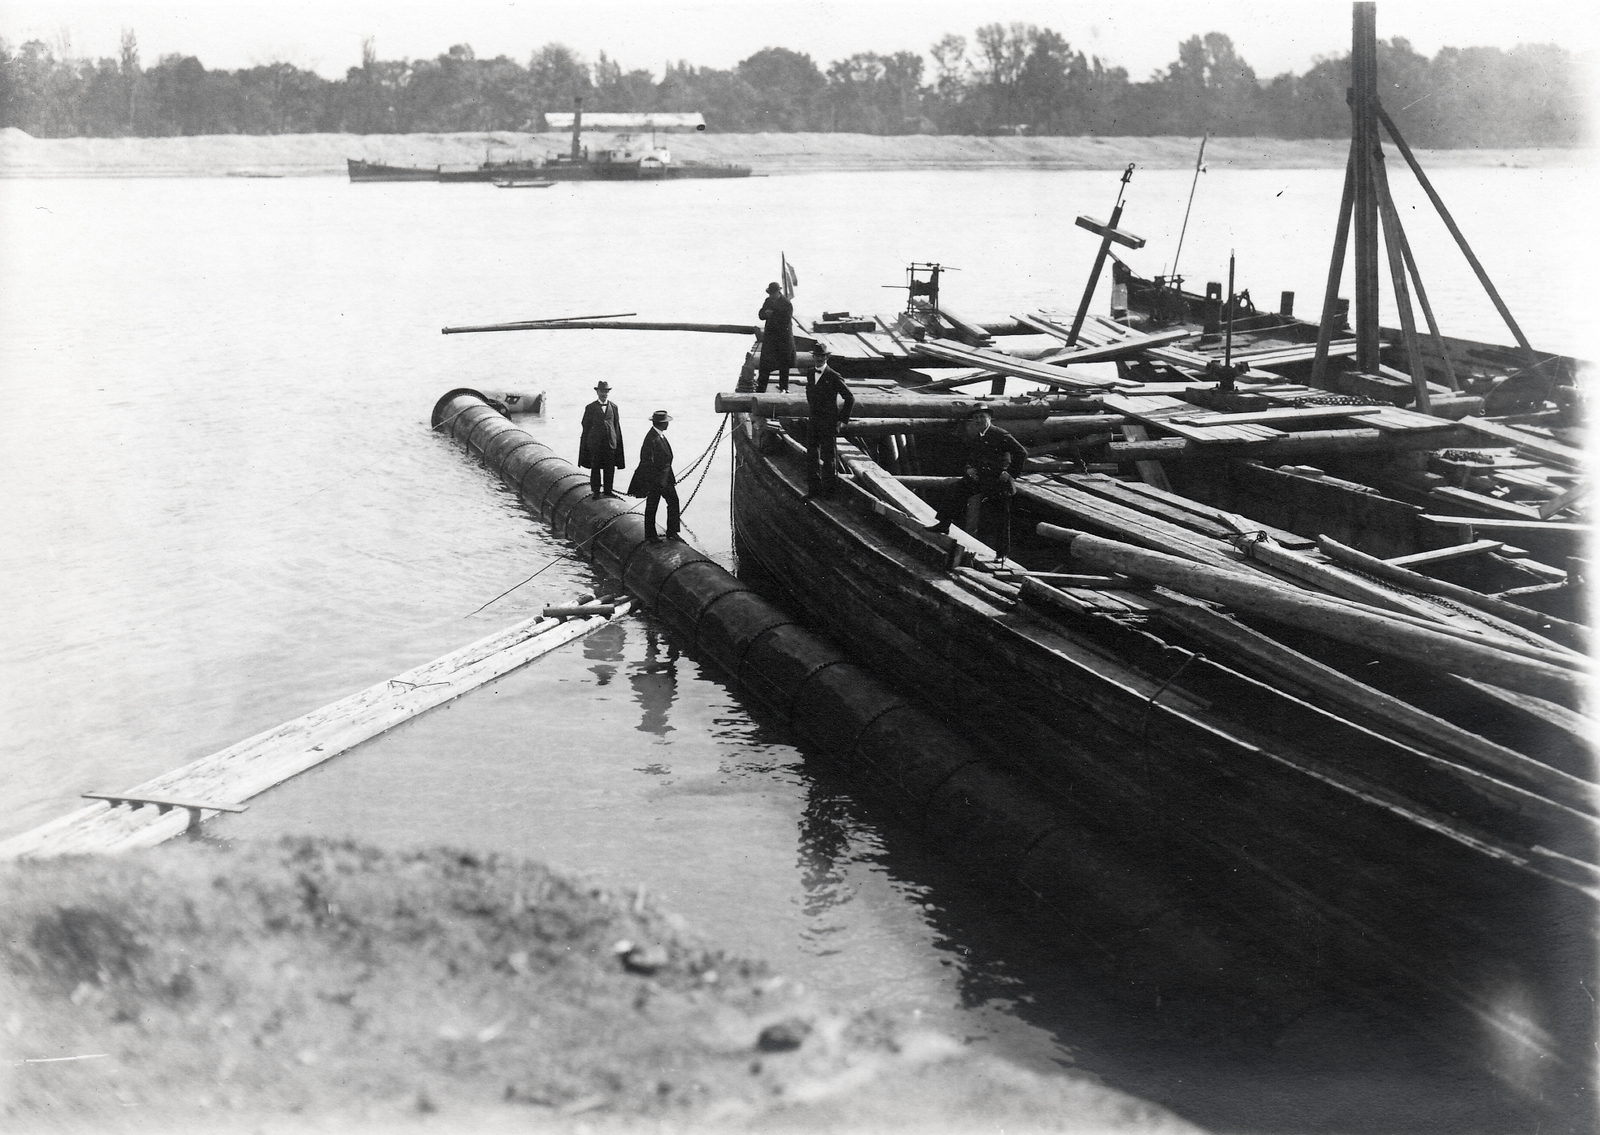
0;163;1590;1131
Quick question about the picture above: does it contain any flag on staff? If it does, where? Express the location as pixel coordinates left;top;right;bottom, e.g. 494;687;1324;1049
781;254;798;299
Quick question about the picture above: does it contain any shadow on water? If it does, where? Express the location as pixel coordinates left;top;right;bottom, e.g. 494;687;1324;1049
786;749;1567;1134
698;558;1578;1133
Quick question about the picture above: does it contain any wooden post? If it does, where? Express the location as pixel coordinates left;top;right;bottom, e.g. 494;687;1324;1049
1377;102;1534;358
1371;150;1431;413
1311;150;1357;386
1374;150;1459;390
1067;164;1137;346
1350;2;1381;375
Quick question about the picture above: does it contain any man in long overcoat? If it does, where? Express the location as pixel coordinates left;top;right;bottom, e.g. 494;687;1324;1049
756;282;796;393
627;409;680;541
578;380;626;497
805;343;854;496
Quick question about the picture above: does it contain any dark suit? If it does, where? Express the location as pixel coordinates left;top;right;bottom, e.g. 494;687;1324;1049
578;399;625;494
757;294;796;393
805;363;854;494
627;427;678;538
962;423;1029;558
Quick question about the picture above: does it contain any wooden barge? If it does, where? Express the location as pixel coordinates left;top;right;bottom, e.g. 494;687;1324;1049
705;11;1592;1111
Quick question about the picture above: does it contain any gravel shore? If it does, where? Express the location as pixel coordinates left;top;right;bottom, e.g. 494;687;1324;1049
1;126;1584;179
1;838;1202;1134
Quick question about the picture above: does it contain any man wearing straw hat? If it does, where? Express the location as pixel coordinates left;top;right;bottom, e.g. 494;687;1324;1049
628;409;680;542
578;380;625;498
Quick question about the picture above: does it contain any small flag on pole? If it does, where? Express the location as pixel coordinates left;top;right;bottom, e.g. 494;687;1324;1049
781;254;798;299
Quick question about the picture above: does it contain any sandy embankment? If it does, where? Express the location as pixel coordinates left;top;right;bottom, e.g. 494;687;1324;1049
0;838;1199;1133
0;125;1586;178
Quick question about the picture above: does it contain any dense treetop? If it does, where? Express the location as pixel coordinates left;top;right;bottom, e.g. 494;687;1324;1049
0;25;1586;146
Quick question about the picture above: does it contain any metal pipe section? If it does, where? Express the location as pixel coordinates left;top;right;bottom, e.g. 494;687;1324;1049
430;388;1212;942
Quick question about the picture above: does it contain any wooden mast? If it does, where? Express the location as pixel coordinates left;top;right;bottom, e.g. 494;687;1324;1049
1350;2;1381;375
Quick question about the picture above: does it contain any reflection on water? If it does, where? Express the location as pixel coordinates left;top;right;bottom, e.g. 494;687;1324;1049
629;622;678;737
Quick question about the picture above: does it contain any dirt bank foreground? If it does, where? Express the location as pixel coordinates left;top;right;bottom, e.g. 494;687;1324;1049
0;838;1199;1134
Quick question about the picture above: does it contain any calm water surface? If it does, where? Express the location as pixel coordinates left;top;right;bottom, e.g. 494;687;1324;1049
1;165;1590;1129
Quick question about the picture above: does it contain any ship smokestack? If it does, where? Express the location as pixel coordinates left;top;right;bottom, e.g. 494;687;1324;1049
571;96;582;161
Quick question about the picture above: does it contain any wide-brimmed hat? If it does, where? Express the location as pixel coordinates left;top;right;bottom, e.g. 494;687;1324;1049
595;381;611;393
812;342;830;356
651;409;672;425
966;405;993;419
766;282;781;293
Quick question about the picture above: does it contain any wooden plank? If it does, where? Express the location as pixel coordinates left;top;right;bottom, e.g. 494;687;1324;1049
1014;315;1191;359
1421;515;1595;535
1036;526;1586;706
1429;487;1545;520
1539;480;1592;520
0;599;632;859
1156;605;1598;815
1387;540;1504;568
1016;480;1245;570
1118;423;1172;491
1169;405;1376;428
1108;426;1472;464
1074;214;1146;248
911;339;1139;390
1320;536;1587;653
1105;479;1317;549
1352;406;1459;432
1456;416;1586;470
1230;341;1358;365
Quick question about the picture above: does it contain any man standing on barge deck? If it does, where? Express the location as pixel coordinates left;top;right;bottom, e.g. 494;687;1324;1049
629;409;680;542
805;343;853;497
578;381;625;498
961;406;1028;561
756;282;796;393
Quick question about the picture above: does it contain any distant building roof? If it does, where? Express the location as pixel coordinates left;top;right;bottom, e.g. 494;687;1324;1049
543;112;707;132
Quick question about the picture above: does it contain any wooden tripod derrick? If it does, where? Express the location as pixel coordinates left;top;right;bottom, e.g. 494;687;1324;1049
1313;2;1532;412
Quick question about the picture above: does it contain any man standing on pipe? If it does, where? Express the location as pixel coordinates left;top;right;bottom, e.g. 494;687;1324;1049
578;380;626;498
629;410;680;542
805;343;853;498
756;282;795;393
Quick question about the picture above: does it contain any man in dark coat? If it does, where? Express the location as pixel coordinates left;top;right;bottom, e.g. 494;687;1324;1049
805;343;854;497
961;406;1029;560
756;282;796;394
627;409;680;541
578;380;625;497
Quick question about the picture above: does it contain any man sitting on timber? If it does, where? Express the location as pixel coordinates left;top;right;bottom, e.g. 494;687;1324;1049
578;381;625;498
756;282;796;393
628;409;680;542
805;343;853;498
961;406;1028;561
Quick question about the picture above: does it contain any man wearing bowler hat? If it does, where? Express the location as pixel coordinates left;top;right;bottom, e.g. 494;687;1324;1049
628;409;680;542
578;380;625;498
756;282;796;393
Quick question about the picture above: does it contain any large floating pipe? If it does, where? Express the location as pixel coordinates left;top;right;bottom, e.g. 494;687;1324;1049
430;388;1217;946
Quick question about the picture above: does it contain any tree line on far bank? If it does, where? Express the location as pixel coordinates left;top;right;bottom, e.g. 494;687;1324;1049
0;25;1586;148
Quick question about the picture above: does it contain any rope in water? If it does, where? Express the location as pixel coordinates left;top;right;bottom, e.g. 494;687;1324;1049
460;414;733;616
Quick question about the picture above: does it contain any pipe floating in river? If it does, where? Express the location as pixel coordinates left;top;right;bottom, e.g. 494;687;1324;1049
430;388;1222;937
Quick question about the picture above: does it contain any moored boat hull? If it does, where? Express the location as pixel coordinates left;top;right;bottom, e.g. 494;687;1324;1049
728;404;1596;1111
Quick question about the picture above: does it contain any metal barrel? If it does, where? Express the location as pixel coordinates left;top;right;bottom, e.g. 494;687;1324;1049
430;388;1205;930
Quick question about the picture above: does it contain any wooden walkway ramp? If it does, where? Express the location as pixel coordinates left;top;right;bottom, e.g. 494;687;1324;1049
0;598;629;860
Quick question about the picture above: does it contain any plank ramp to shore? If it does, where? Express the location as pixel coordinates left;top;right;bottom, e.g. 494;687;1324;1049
0;600;628;859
